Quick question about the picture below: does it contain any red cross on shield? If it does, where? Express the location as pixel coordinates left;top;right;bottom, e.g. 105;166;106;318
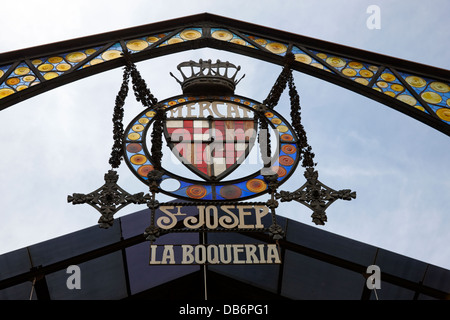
165;116;257;181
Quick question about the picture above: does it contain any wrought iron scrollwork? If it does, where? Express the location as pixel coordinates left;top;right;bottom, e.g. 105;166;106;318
68;55;356;240
67;170;149;228
276;168;356;225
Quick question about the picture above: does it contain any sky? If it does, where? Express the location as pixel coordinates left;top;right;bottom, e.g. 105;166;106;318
0;0;449;271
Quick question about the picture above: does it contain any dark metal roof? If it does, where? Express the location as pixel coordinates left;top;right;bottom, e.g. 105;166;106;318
1;206;449;300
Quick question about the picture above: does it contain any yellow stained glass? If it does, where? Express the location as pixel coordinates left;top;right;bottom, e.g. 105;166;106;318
126;39;149;51
294;54;312;64
0;88;15;98
421;91;442;104
266;42;287;54
180;29;201;40
66;52;87;63
326;57;346;68
6;78;20;86
405;76;426;88
381;73;396;82
436;108;450;121
101;50;122;61
212;30;233;41
391;84;404;92
14;67;30;75
342;68;357;77
397;94;417;106
48;56;63;64
430;82;450;93
348;62;363;69
43;72;59;80
56;63;71;72
38;64;54;72
360;70;374;78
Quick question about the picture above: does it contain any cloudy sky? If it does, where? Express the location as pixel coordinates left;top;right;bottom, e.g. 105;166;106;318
0;0;449;271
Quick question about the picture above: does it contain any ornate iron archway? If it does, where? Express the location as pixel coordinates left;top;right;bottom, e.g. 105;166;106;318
0;13;449;136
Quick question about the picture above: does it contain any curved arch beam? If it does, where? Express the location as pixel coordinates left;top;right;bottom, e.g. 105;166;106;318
1;13;449;136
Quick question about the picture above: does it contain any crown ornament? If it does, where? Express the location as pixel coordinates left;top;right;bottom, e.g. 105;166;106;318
170;59;245;95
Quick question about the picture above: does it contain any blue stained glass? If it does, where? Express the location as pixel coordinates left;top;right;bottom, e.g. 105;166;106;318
291;46;332;72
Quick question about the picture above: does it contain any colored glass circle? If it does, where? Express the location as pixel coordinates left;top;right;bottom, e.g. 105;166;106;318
219;185;242;199
415;106;425;112
167;38;183;45
231;38;246;45
377;81;388;88
126;143;143;153
246;179;267;193
137;165;154;177
14;67;30;75
102;50;122;61
43;72;59;80
126;39;149;51
281;134;293;141
326;57;346;68
139;118;150;124
348;62;363;69
212;30;233;41
180;29;202;40
6;78;20;86
128;132;141;140
276;125;288;133
22;76;36;82
391;84;404;92
271;166;287;178
130;154;147;165
0;88;15;98
359;70;374;78
266;42;287;54
279;155;295;166
397;94;417;106
342;68;357;77
132;124;145;132
147;36;160;43
56;63;71;72
354;78;369;85
430;82;450;93
271;118;282;125
405;76;426;88
255;38;268;46
282;144;297;154
421;91;442;104
436;108;450;121
381;73;396;82
66;52;87;63
186;185;207;199
48;56;63;64
294;54;312;64
38;64;53;72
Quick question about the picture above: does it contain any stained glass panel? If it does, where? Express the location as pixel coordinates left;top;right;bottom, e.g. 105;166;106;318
210;28;256;49
157;28;203;47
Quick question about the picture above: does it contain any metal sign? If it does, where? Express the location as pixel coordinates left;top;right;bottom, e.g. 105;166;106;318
68;57;356;266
